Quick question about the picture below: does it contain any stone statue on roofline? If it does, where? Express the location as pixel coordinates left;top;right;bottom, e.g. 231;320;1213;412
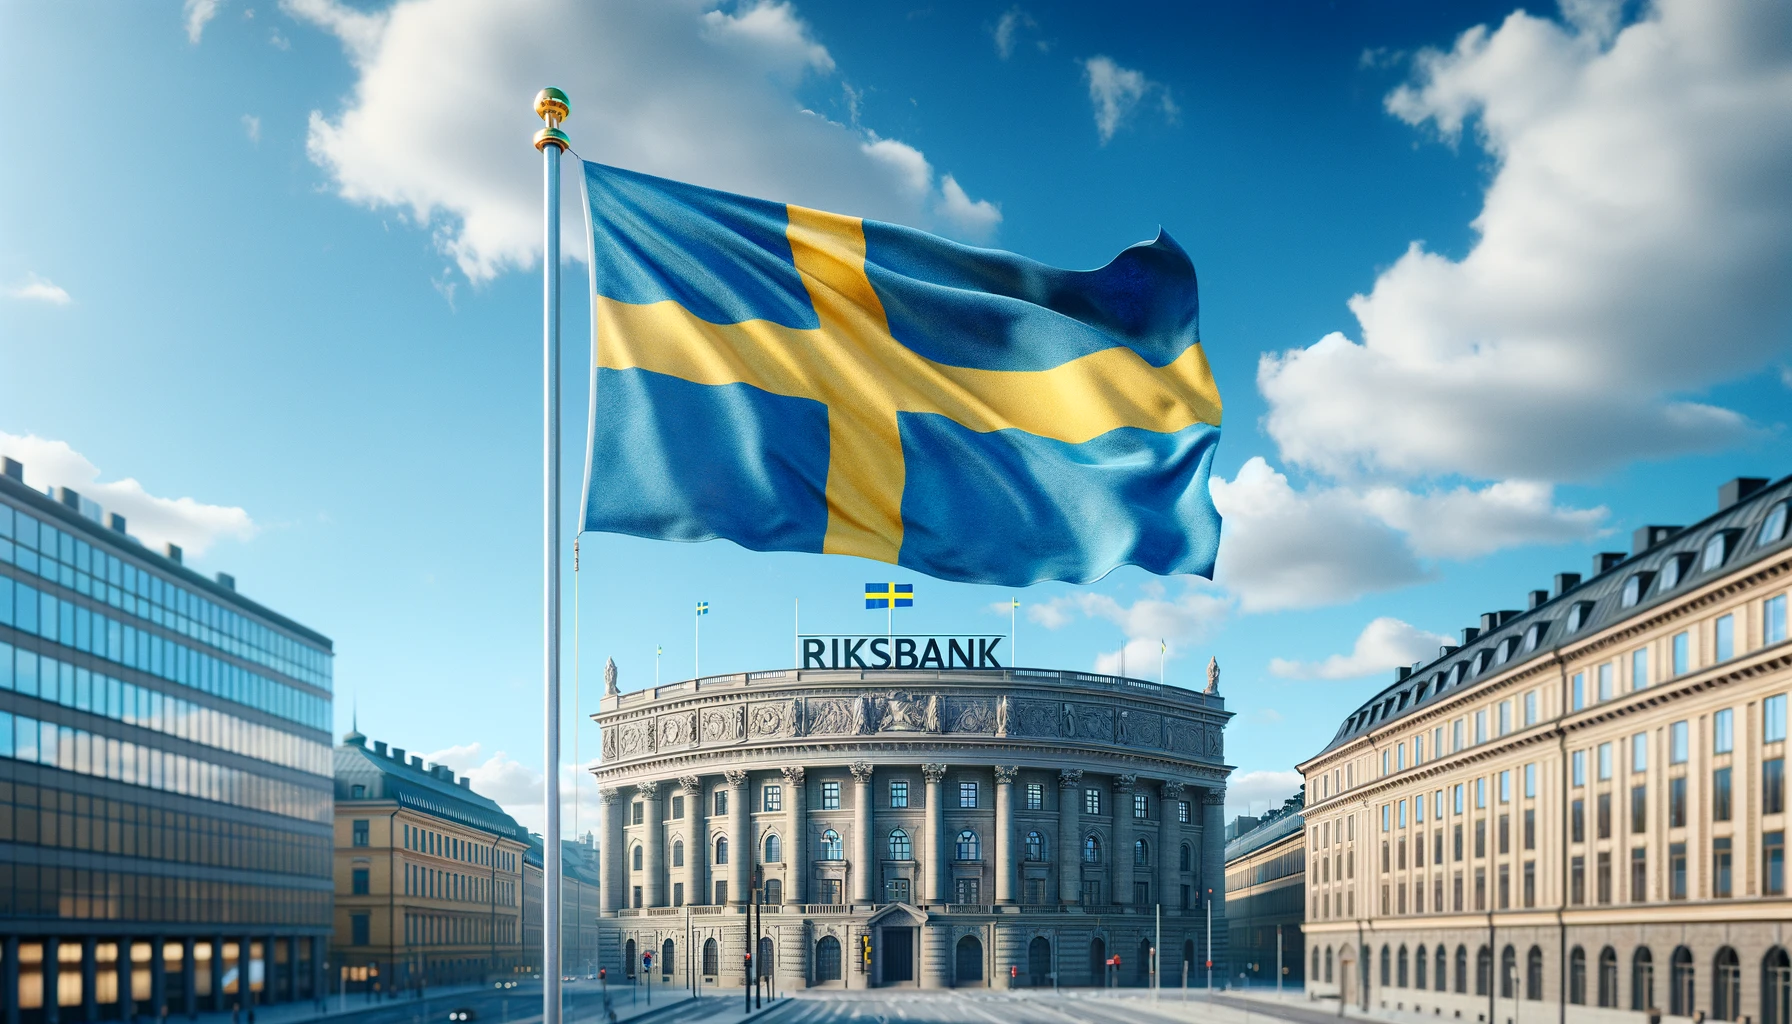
604;657;619;696
1206;656;1220;695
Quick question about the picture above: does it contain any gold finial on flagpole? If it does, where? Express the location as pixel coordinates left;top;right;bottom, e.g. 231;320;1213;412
534;87;570;151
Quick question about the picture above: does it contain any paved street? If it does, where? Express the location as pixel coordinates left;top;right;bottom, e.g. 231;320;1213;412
755;990;1333;1024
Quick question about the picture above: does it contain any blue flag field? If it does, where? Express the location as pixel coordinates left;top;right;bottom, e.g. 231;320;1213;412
577;162;1222;587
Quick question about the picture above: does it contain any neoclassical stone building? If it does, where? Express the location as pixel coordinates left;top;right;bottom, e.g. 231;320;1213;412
1300;475;1792;1024
589;666;1232;989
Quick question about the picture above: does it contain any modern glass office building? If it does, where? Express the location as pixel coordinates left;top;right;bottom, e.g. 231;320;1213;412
0;457;334;1023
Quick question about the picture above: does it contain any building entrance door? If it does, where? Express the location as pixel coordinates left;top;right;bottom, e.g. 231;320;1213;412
880;928;914;985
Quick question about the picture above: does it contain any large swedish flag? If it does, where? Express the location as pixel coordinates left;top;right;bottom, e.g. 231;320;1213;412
578;162;1223;587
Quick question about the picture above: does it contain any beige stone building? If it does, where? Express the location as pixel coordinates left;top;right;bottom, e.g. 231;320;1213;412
1300;476;1791;1024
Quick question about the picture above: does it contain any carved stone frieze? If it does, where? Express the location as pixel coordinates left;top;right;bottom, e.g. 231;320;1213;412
1164;717;1202;755
748;700;797;739
1012;700;1061;738
805;698;858;736
942;696;996;734
602;728;617;762
659;711;696;749
1065;703;1115;742
700;705;744;744
1120;710;1162;747
616;719;655;758
872;692;937;733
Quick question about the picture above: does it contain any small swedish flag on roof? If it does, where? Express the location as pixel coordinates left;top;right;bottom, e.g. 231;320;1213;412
696;601;709;615
865;582;913;609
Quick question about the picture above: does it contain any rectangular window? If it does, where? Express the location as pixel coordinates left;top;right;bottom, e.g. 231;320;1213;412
1453;823;1464;861
1598;793;1613;839
1669;842;1687;899
1498;702;1511;737
1630;848;1648;902
1768;694;1788;743
1670;721;1688;764
1382;805;1390;832
1523;861;1535;907
352;820;369;847
1767;831;1785;896
1672;633;1689;677
1499;770;1511;804
1714;767;1732;821
1178;800;1190;823
1571;855;1585;904
1475;711;1487;745
1475;819;1486;859
891;780;910;808
1084;788;1101;815
1454;784;1464;815
763;785;782;812
1416;735;1426;763
1669;777;1686;828
673;882;684;907
1715;708;1734;754
1572;799;1585;842
1524;808;1535;850
1524;691;1538;727
1397;743;1406;771
714;791;727;816
1715;614;1734;662
817;879;841;904
1524;763;1537;799
1499;813;1510;854
821;781;840;810
718;880;732;905
1453;719;1464;752
1573;750;1587;787
1633;733;1648;773
1597;851;1613;904
1631;785;1648;833
1133;792;1148;819
351;914;370;947
1398;800;1407;829
672;795;684;820
959;781;978;809
1713;837;1732;898
352;868;369;895
1382;750;1390;776
1476;777;1486;810
1766;758;1785;815
1633;648;1650;690
1768;594;1788;645
1599;663;1614;702
1416;794;1426;823
1572;672;1586;711
1599;742;1614;781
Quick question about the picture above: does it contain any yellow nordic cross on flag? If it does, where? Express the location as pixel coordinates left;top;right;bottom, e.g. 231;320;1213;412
596;205;1223;565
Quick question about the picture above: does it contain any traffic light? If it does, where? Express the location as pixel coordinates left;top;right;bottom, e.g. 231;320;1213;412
862;935;872;964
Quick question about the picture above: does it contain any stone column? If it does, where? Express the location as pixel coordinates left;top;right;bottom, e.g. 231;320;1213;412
923;764;948;905
1113;774;1137;906
640;781;665;907
1159;782;1186;912
851;762;876;904
680;776;706;906
724;769;751;906
782;767;807;905
1200;788;1228;976
994;766;1019;906
1058;770;1083;904
600;788;627;916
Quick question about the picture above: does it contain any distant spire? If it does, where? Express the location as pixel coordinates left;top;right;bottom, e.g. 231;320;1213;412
344;696;366;745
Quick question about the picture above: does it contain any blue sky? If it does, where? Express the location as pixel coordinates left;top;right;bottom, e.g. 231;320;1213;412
3;0;1790;833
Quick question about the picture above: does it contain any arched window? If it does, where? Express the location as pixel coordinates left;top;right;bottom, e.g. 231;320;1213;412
661;939;675;977
887;828;910;860
1598;947;1619;1007
1131;838;1148;867
631;844;643;871
1569;947;1587;1004
1380;945;1391;987
702;937;719;976
1180;843;1192;871
1671;946;1695;1016
1527;946;1544;1000
764;878;782;904
821;829;843;860
1325;947;1334;984
1476;946;1492;996
1633;947;1655;1012
1025;831;1044;861
1763;948;1791;1024
1455;946;1468;994
1715;947;1741;1022
625;939;636;978
1415;945;1428;990
764;834;782;864
672;840;684;868
956;830;980;861
1500;946;1517;999
814;937;840;982
1397;945;1409;988
1435;946;1447;992
1312;948;1322;982
714;836;729;865
1083;834;1102;864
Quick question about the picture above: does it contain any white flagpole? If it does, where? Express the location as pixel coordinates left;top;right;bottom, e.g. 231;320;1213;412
794;598;799;669
1009;598;1016;667
532;86;570;1024
695;605;701;679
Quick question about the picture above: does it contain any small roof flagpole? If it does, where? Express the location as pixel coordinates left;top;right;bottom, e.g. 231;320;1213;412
533;85;570;1024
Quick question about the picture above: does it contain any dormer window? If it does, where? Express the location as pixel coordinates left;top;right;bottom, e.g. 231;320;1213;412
351;784;366;799
1474;650;1494;673
1566;601;1594;632
1702;531;1736;572
1451;662;1469;686
1620;571;1655;608
1656;553;1693;590
1759;501;1789;547
1522;621;1548;653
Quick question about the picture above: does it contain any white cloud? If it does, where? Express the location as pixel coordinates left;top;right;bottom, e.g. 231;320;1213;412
269;30;290;49
935;174;1001;240
1269;617;1454;680
0;433;256;558
287;0;1001;281
6;273;71;306
241;114;261;143
1259;0;1792;482
1083;55;1174;144
1027;588;1229;678
1208;458;1603;611
1226;769;1304;819
992;7;1038;60
185;0;225;43
422;740;603;838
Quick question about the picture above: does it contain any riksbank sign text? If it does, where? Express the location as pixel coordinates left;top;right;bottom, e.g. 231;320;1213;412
801;634;1005;670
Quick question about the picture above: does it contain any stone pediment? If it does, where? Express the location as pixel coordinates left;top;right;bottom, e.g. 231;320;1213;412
865;902;929;926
